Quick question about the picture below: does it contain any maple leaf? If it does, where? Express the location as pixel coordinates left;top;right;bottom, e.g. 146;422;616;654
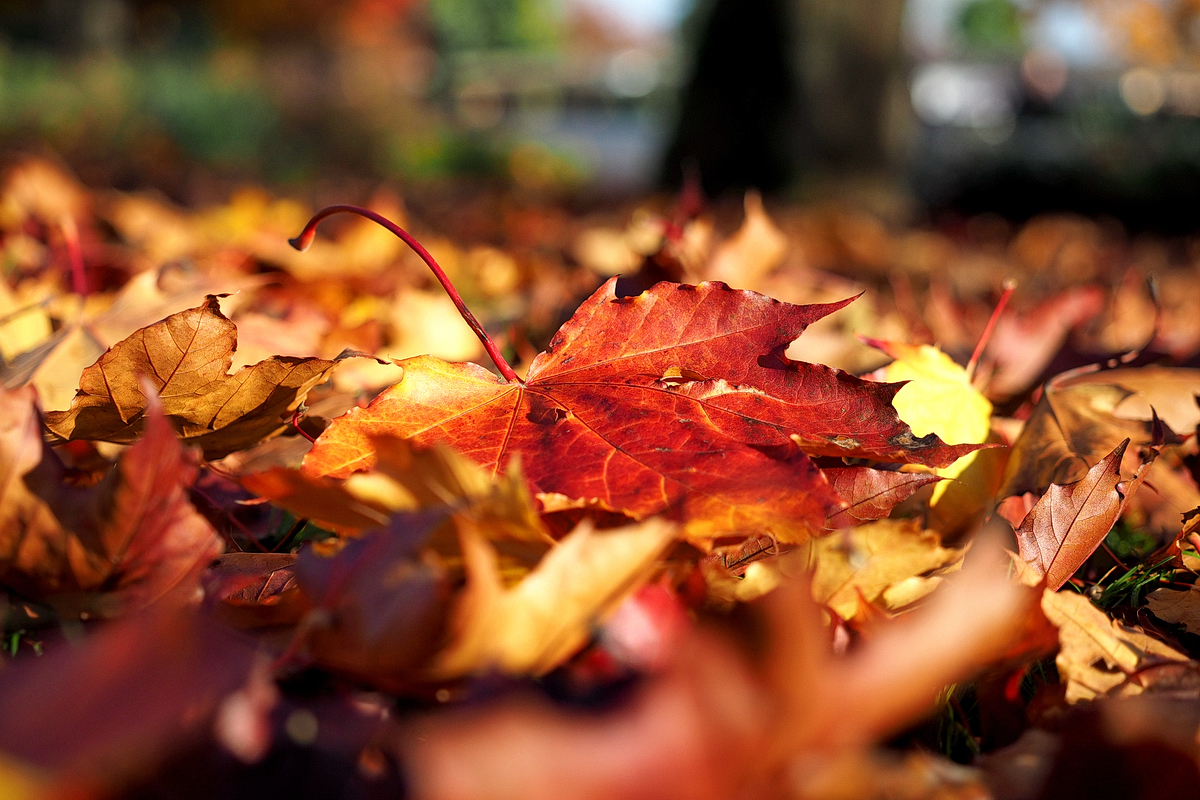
871;339;1002;531
44;295;353;459
303;278;979;543
0;385;222;618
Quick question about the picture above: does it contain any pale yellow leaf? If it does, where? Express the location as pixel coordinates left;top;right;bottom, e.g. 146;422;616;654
1041;589;1189;703
801;519;964;620
433;517;677;677
1146;585;1200;635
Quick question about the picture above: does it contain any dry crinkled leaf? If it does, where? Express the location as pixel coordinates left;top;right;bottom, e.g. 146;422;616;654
305;280;980;544
433;517;677;677
1041;589;1191;703
0;385;222;618
1146;585;1200;635
1014;440;1128;591
45;295;351;459
800;519;965;620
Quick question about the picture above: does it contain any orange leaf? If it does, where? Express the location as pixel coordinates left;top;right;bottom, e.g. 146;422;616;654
304;280;979;543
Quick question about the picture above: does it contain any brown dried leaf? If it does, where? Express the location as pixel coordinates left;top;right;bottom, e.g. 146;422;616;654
0;386;222;618
45;296;349;459
1146;585;1200;635
1041;589;1191;703
1014;440;1128;590
999;365;1175;499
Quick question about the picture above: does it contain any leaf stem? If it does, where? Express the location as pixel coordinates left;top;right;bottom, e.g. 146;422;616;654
60;215;87;296
966;279;1015;383
290;204;521;383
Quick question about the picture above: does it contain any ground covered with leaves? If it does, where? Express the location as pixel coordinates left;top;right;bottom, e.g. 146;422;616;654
3;156;1200;799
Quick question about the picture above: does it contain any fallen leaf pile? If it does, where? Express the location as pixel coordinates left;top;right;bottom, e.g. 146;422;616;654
4;156;1200;799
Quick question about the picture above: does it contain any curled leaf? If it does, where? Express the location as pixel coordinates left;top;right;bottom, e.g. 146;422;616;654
45;296;351;459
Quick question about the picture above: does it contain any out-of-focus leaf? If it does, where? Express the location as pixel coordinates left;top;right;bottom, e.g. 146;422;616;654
1041;589;1191;703
800;519;964;620
999;365;1167;499
0;386;222;619
45;296;351;459
244;438;553;565
294;511;450;685
1086;366;1200;435
1014;440;1126;591
205;552;306;629
703;190;787;290
433;517;677;677
0;606;259;791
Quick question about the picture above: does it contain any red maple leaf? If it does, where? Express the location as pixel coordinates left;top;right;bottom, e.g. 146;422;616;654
295;207;980;543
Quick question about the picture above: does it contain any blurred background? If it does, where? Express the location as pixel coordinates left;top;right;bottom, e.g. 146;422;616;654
0;0;1198;228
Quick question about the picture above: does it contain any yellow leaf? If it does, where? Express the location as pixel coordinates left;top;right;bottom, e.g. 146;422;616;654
878;342;996;530
433;517;677;677
800;519;964;620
